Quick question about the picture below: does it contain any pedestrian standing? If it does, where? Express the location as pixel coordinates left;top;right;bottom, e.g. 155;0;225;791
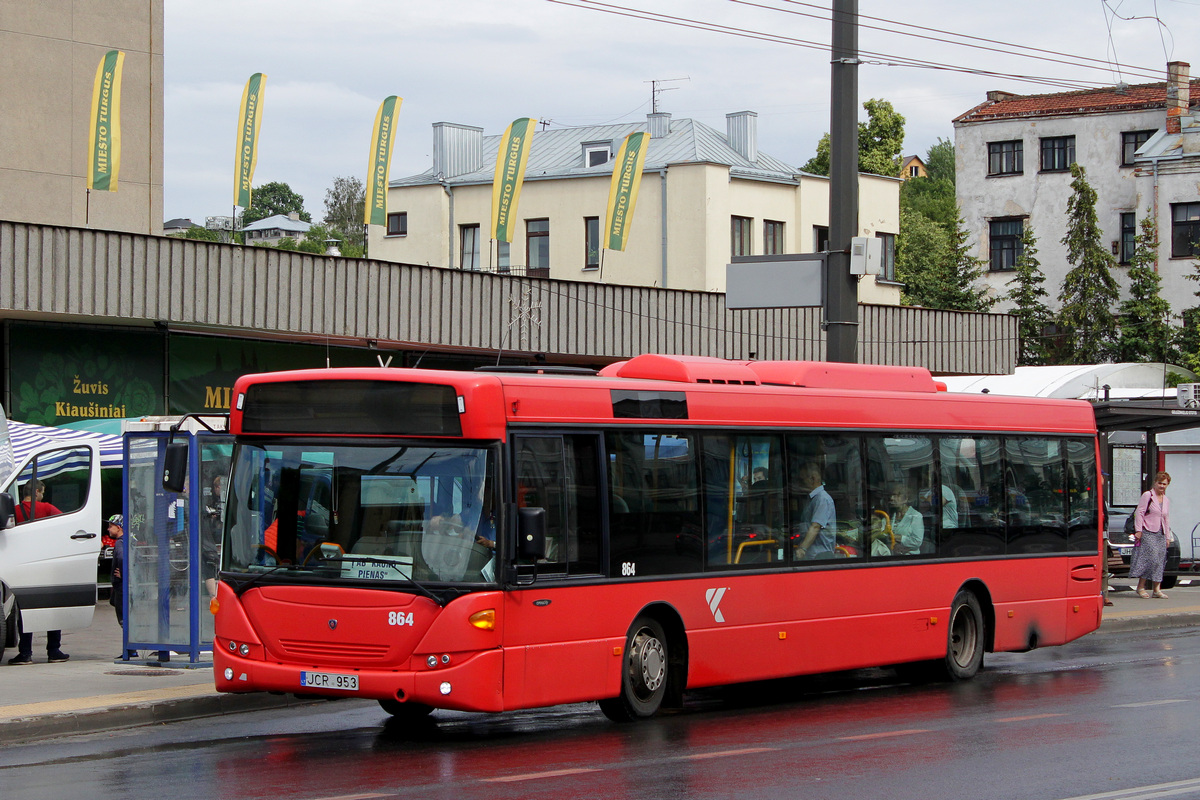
1130;471;1172;599
108;514;137;659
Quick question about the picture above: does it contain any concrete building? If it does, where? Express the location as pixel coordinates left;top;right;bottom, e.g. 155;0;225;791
954;62;1200;317
370;112;902;305
0;0;164;235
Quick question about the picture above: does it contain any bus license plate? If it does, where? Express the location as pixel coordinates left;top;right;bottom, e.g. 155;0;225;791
300;671;359;691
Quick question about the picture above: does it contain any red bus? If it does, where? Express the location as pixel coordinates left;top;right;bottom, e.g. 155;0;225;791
195;354;1102;722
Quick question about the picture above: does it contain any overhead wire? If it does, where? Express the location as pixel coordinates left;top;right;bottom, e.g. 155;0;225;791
547;0;1174;92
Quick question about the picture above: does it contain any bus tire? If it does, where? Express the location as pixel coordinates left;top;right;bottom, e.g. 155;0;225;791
600;615;669;722
378;698;433;720
943;590;985;681
1161;574;1177;590
0;604;6;663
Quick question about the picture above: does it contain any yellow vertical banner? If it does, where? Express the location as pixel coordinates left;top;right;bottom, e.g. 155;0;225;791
233;73;267;209
490;118;536;242
87;50;125;191
364;96;402;226
604;131;650;251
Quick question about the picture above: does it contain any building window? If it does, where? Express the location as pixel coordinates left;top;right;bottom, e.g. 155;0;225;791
1040;136;1075;172
1122;130;1155;166
813;225;829;252
1172;202;1200;258
1119;212;1137;265
876;232;896;281
497;241;511;272
763;220;784;255
731;216;752;258
987;140;1023;176
585;145;610;167
584;216;600;270
527;218;550;276
386;212;407;236
460;224;481;270
989;218;1023;271
909;164;920;178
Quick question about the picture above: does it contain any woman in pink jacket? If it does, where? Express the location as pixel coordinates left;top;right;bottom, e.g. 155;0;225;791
1131;471;1172;598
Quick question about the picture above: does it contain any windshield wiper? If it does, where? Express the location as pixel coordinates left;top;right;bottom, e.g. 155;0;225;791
230;562;303;594
323;555;444;605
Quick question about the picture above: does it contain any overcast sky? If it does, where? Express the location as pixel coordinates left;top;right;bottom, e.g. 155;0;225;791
163;0;1199;223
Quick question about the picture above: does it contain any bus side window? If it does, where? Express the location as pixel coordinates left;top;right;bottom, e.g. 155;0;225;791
514;434;602;575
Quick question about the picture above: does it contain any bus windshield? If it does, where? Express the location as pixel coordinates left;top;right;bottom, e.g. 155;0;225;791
223;441;498;586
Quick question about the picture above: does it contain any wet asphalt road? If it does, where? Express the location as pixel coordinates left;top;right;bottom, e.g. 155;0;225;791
3;624;1200;800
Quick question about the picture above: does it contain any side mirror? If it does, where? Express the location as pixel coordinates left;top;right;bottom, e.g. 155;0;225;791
162;441;189;492
517;507;547;560
0;492;14;530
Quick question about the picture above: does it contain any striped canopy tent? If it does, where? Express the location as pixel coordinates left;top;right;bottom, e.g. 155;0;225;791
6;420;124;472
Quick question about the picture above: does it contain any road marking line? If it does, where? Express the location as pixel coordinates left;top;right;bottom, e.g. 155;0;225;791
997;713;1067;722
1055;775;1200;799
482;768;603;783
1110;699;1189;708
307;795;392;800
836;728;930;741
683;747;778;760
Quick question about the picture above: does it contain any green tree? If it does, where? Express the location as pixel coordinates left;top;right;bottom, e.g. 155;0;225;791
243;181;311;226
801;98;905;177
899;137;958;232
943;215;995;312
1118;213;1172;362
175;225;221;242
895;206;950;306
924;137;955;184
1174;257;1200;372
1003;224;1053;365
1057;164;1120;363
322;176;366;251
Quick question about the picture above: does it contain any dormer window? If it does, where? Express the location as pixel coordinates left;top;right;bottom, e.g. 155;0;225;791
583;141;612;167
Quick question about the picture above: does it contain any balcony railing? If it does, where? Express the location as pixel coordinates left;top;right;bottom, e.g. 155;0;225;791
471;264;550;279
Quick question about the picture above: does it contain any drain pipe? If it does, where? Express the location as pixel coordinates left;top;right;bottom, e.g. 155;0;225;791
659;169;668;287
439;176;454;267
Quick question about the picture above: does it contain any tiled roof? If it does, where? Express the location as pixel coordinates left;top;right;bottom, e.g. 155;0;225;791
392;116;806;187
954;79;1200;123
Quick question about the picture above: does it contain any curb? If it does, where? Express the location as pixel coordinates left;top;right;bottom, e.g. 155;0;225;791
0;691;330;746
1097;611;1200;634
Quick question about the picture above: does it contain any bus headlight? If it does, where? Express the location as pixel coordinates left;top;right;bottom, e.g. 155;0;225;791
468;609;495;630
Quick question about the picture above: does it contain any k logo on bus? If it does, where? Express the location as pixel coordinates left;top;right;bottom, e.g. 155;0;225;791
706;587;729;623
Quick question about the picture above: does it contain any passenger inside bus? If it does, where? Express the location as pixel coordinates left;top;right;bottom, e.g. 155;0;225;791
791;461;836;560
882;482;924;556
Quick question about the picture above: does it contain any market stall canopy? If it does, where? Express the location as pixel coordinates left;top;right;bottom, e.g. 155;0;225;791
6;420;124;470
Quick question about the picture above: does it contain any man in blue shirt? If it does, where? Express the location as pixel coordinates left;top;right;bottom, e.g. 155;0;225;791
793;461;836;560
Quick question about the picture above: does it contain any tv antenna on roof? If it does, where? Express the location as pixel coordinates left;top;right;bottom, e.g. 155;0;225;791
646;77;690;114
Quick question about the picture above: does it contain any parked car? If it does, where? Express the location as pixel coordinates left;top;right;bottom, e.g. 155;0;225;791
1108;510;1180;589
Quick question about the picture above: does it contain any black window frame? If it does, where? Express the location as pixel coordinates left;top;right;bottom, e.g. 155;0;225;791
584;216;600;270
763;220;785;255
876;231;896;281
386;212;407;237
989;218;1024;272
1119;212;1137;265
1121;130;1155;167
987;140;1024;176
731;216;753;258
459;223;481;270
526;218;550;276
1172;202;1200;259
1039;136;1076;173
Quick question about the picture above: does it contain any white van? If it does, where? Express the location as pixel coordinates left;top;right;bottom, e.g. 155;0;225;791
0;405;101;662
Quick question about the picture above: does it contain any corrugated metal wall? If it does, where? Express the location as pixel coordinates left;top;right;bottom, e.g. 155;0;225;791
0;220;1015;374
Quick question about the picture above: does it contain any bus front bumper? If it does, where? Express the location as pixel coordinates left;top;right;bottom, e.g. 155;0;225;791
213;648;505;712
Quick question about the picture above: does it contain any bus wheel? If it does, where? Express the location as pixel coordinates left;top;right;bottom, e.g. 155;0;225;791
378;698;433;720
943;590;985;681
600;616;669;722
1161;575;1178;590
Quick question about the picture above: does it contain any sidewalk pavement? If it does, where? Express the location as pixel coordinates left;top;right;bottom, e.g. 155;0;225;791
2;580;1198;745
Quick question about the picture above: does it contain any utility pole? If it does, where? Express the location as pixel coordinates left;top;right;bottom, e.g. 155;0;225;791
826;0;859;363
